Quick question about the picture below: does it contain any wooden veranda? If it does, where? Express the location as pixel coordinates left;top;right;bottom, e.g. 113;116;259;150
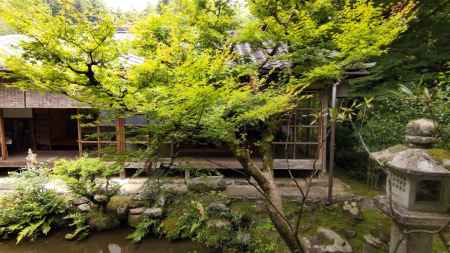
0;87;329;171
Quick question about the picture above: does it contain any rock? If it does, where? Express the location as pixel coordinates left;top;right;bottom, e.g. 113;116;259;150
94;194;108;204
443;159;450;170
405;119;438;147
156;195;167;207
310;227;352;253
78;203;91;212
207;202;230;216
88;210;120;231
187;176;226;193
363;234;385;253
342;229;357;239
406;118;437;137
206;219;231;230
129;200;146;208
129;207;145;215
106;195;133;216
143;207;163;219
342;201;363;221
73;197;90;206
359;198;375;210
128;214;143;228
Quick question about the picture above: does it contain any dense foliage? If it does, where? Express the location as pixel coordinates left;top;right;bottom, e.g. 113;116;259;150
0;169;67;243
0;0;417;252
53;157;122;209
351;1;450;93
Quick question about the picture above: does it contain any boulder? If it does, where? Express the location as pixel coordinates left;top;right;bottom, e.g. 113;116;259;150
187;176;226;193
77;203;91;212
156;195;167;207
363;234;385;253
309;227;353;253
129;200;146;208
106;195;133;216
342;201;363;221
128;214;143;228
129;207;145;215
88;210;120;231
143;207;163;219
443;159;450;170
73;197;90;206
207;202;230;217
94;194;108;204
341;229;357;239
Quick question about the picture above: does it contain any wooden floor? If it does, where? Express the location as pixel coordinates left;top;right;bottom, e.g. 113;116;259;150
0;151;321;170
0;150;78;168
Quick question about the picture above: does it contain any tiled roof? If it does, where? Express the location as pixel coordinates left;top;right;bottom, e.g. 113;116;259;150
0;33;144;70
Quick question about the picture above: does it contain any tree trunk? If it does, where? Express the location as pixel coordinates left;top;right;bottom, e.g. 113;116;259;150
232;131;308;253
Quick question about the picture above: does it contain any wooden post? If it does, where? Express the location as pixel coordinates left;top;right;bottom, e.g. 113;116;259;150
328;81;340;204
96;125;101;156
116;118;126;153
76;109;83;157
319;91;329;171
0;110;8;161
116;117;126;178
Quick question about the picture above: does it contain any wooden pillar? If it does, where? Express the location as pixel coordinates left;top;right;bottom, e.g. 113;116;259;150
96;125;101;156
328;81;340;204
0;109;8;161
319;91;329;171
116;117;126;178
76;110;83;157
116;118;126;153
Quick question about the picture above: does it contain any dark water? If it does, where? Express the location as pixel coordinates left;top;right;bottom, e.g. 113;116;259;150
0;229;215;253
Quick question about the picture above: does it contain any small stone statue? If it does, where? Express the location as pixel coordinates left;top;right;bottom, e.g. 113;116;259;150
25;148;37;169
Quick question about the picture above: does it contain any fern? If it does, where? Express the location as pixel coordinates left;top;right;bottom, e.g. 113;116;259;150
127;218;161;243
64;213;90;241
0;168;67;243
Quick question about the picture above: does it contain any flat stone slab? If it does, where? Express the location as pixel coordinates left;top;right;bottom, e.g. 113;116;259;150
0;176;352;201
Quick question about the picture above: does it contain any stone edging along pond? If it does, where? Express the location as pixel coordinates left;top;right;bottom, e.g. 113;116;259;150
0;173;394;253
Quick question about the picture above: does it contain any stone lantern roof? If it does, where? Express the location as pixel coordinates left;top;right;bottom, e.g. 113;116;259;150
371;118;449;176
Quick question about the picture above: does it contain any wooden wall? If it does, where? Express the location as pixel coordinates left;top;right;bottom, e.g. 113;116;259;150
0;88;88;108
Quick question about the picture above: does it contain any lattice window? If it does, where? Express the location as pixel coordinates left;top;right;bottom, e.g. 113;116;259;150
272;93;322;160
391;173;407;192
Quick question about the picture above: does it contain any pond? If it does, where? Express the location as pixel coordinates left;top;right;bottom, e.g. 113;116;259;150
0;229;216;253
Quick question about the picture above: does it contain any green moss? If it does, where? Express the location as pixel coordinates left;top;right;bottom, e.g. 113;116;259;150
433;234;449;253
389;144;408;153
106;195;133;211
87;209;120;231
229;201;257;214
427;148;450;169
336;173;383;198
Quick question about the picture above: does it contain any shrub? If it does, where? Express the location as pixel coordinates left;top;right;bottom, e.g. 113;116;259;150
0;168;67;243
53;156;122;209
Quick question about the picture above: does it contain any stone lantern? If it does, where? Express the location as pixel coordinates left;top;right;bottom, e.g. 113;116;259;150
371;118;450;253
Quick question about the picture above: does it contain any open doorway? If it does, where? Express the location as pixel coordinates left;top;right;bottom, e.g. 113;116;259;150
3;108;78;158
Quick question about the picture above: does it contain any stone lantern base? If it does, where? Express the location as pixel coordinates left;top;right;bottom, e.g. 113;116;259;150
389;223;433;253
375;196;450;253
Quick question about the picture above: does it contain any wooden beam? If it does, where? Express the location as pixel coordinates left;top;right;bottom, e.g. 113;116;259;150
116;118;126;153
0;110;8;160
